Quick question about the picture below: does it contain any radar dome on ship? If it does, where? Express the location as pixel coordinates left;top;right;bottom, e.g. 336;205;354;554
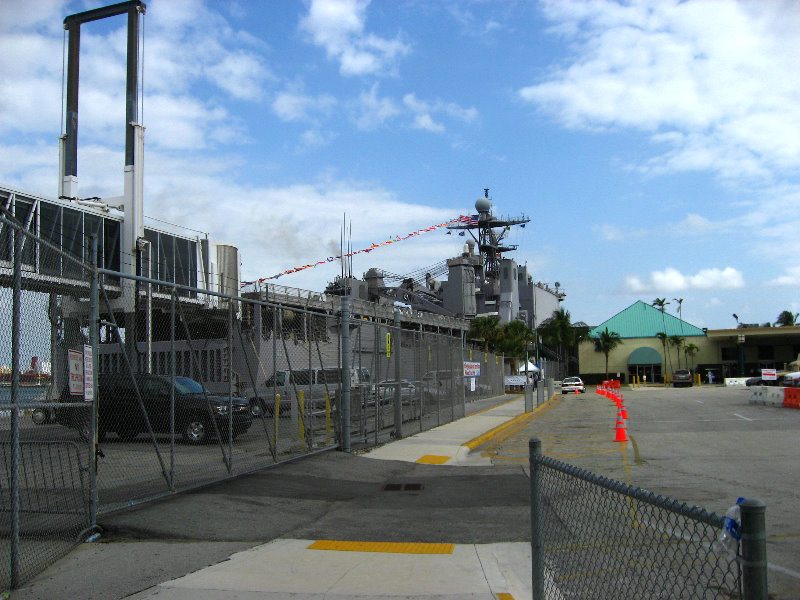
475;197;491;213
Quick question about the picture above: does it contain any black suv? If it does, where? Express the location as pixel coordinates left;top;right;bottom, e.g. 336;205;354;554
56;374;252;444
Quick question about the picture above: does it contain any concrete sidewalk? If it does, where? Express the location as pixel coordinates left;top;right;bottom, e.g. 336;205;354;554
127;538;531;600
362;395;531;466
14;395;537;600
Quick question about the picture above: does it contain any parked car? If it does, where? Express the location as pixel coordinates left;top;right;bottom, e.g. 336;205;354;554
374;379;418;404
745;369;787;386
250;367;370;417
745;375;777;386
561;377;585;394
780;371;800;387
672;369;693;387
56;374;252;444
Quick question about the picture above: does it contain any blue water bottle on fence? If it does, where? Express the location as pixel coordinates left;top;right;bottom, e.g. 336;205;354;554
714;497;744;558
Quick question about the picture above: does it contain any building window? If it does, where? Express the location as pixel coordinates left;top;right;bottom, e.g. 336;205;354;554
757;345;774;360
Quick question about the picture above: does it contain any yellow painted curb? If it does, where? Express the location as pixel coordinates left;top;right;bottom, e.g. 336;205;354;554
308;540;454;554
463;393;560;451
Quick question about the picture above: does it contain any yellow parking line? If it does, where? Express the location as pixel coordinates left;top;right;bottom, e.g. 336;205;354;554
308;540;454;554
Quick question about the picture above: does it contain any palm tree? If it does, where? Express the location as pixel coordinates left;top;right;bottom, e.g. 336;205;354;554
652;298;672;374
669;335;684;369
593;328;623;379
684;343;699;372
673;297;685;358
468;316;501;352
496;320;535;372
775;310;798;327
540;308;575;378
655;332;669;380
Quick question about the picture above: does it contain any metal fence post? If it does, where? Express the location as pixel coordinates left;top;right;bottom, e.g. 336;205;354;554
89;235;99;532
340;296;351;452
740;498;768;600
393;309;403;440
10;223;22;588
227;300;234;473
170;290;176;489
460;330;466;415
529;438;544;600
524;383;533;412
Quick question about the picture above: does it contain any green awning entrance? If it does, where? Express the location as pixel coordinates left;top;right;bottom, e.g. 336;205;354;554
627;346;662;365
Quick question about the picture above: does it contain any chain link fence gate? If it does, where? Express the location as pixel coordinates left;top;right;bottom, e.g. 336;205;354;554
2;206;510;589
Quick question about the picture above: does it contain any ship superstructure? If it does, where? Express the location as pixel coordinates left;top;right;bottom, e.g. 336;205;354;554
323;190;564;328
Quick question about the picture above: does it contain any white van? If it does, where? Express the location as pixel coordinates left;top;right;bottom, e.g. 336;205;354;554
249;367;370;417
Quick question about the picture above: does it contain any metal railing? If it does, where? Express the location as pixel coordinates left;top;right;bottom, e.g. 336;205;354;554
529;438;768;599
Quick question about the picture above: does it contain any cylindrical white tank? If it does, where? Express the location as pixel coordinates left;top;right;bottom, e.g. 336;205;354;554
216;244;240;297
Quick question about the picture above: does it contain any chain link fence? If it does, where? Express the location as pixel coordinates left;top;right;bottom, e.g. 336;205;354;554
1;207;506;589
528;438;763;599
1;210;95;590
346;319;505;447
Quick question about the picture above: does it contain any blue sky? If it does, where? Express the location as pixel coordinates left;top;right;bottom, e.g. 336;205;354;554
1;0;799;330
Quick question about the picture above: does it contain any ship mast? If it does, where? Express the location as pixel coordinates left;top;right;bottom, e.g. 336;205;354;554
448;188;530;280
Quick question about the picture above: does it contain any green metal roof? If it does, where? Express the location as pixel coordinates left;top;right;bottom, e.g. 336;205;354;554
588;300;706;339
627;346;662;365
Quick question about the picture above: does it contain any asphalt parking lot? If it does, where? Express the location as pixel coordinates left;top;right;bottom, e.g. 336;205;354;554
485;384;800;598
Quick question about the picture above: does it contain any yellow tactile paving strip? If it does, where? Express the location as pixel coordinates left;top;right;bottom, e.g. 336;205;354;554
416;454;451;464
308;540;455;554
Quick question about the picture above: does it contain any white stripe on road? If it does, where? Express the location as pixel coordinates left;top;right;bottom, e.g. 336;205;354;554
733;413;753;421
769;561;800;581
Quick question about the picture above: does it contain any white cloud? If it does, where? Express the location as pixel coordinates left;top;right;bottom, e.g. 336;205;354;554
0;0;63;32
593;223;650;241
272;90;336;122
206;52;270;101
412;114;444;134
353;84;399;130
768;266;800;287
0;0;271;158
299;0;409;77
519;0;800;181
135;164;462;286
299;128;335;150
624;266;744;293
402;93;477;134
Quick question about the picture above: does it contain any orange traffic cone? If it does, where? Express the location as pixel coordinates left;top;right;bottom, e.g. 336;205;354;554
620;402;628;420
574;389;579;395
614;411;629;442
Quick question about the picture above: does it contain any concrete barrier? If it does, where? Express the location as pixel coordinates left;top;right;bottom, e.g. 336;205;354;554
748;386;800;409
784;387;800;409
